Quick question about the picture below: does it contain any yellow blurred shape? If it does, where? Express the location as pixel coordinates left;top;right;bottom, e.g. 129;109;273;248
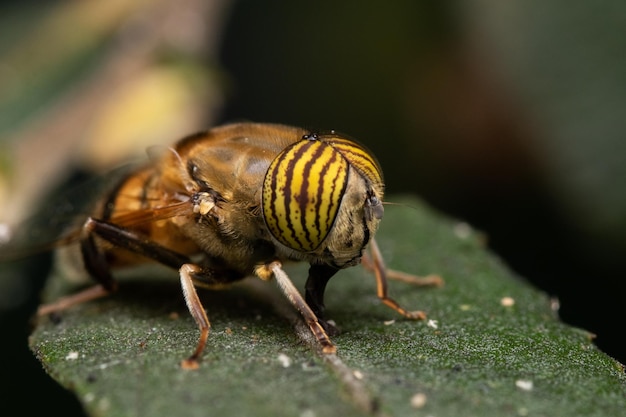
79;65;213;168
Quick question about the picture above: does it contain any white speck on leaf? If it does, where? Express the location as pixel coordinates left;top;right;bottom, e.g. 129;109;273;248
410;392;427;408
277;353;292;368
453;222;472;239
501;296;515;307
66;351;79;360
300;409;316;417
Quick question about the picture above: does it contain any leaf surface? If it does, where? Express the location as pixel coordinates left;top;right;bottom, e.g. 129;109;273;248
30;195;626;416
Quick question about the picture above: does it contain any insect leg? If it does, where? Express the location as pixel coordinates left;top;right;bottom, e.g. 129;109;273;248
179;264;210;370
361;243;443;288
37;285;110;316
258;261;337;354
381;269;443;287
37;219;137;316
178;265;244;369
305;263;340;335
84;218;190;268
368;238;427;320
81;232;118;291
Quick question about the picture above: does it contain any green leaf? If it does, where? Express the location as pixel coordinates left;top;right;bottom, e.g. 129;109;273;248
30;195;626;416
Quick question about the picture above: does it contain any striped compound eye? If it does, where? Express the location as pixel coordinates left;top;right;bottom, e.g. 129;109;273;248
262;133;383;252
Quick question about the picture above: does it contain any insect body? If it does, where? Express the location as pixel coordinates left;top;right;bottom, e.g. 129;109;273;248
22;122;438;369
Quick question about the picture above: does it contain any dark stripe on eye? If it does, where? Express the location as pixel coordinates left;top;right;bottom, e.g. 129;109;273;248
277;144;298;247
267;150;282;243
297;142;326;249
314;150;340;246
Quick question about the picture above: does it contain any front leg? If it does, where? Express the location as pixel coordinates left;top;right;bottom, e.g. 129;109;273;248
179;264;211;370
256;261;336;354
304;263;340;335
179;262;245;369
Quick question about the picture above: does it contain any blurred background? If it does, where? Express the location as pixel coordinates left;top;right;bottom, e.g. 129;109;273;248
1;1;625;415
